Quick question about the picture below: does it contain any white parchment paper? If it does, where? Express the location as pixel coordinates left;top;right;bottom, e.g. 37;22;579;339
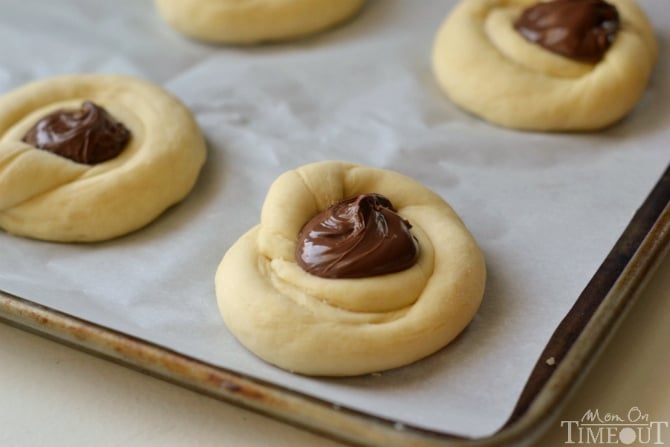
1;0;668;438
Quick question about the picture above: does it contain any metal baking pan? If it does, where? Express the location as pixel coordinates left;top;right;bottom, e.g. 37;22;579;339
2;165;667;447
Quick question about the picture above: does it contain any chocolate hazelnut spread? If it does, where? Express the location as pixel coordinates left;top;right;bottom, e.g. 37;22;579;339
22;101;131;164
514;0;620;63
295;193;419;279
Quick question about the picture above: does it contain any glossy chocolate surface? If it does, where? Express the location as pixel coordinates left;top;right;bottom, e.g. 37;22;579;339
514;0;620;63
23;101;130;164
295;194;419;279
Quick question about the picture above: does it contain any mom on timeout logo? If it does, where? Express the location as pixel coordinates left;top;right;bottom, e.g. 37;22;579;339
561;406;669;445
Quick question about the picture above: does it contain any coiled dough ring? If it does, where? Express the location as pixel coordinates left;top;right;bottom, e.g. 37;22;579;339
155;0;366;44
216;161;486;376
0;74;206;242
432;0;657;131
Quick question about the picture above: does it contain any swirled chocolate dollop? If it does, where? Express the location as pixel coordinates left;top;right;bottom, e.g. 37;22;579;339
22;101;131;164
514;0;620;63
295;193;419;279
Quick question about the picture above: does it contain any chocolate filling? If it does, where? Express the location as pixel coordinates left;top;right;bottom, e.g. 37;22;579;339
295;193;419;279
514;0;620;63
23;101;131;164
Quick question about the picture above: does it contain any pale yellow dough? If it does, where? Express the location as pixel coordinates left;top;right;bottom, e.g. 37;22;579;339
432;0;657;131
0;74;206;242
155;0;366;44
216;161;486;376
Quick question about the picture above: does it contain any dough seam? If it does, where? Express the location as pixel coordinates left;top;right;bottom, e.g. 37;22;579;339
269;264;425;320
1;159;89;211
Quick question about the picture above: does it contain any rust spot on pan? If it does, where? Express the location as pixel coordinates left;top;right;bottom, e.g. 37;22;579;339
204;372;265;399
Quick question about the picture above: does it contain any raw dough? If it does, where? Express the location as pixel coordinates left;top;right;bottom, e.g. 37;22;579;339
0;74;206;242
155;0;366;44
432;0;657;131
216;161;486;376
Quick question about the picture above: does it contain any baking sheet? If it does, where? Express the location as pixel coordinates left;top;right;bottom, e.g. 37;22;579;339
0;0;668;438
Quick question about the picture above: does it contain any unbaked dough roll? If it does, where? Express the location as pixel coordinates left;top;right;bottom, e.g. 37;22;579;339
0;74;206;242
432;0;657;131
216;161;486;376
155;0;366;44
